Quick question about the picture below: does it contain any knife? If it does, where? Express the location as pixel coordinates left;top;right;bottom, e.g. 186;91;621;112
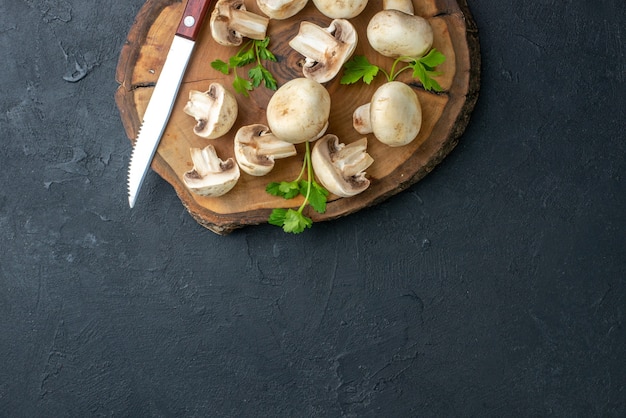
127;0;214;208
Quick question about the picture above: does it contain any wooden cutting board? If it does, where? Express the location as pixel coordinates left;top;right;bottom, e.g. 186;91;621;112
115;0;480;234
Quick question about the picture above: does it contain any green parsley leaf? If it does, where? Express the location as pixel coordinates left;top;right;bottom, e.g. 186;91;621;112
419;48;446;70
233;75;253;97
248;65;265;88
211;59;230;75
268;208;287;227
299;180;328;214
341;55;380;85
282;209;312;233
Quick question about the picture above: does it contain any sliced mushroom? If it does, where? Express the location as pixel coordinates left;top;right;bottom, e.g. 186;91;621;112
367;0;433;59
211;0;270;46
183;84;238;139
311;0;368;19
256;0;309;20
289;19;358;83
183;145;240;196
266;78;331;144
311;135;374;197
353;81;422;147
234;124;298;176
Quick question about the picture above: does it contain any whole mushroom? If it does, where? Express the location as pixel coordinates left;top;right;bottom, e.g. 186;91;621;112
183;83;238;139
266;78;331;144
311;135;374;197
234;124;298;176
183;145;240;196
353;81;422;147
211;0;270;46
367;0;433;59
256;0;309;20
289;19;358;83
311;0;368;19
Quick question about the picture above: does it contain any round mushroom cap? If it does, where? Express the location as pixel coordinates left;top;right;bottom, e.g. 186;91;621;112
369;81;422;147
257;0;308;20
367;10;433;59
266;78;331;144
312;0;368;19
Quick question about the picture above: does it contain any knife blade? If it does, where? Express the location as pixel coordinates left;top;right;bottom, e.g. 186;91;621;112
127;0;214;208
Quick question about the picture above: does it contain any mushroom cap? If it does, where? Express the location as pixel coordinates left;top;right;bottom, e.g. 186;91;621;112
365;81;422;147
234;124;297;176
289;19;358;83
311;0;368;19
311;135;374;197
183;145;240;196
367;10;434;59
183;84;238;139
266;78;331;144
256;0;308;20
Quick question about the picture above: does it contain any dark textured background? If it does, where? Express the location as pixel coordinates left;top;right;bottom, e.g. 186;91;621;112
1;0;624;416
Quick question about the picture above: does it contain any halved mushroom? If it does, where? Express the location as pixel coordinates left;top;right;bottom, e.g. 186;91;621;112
266;78;331;144
234;124;298;176
311;135;374;197
311;0;368;19
353;81;422;147
288;19;358;83
210;0;270;46
183;145;240;196
367;0;433;59
183;84;238;139
256;0;308;20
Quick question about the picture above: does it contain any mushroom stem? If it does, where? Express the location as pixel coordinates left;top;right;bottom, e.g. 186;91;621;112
353;103;372;135
383;0;414;14
190;146;223;177
228;8;270;40
333;137;375;178
255;135;299;159
289;22;335;66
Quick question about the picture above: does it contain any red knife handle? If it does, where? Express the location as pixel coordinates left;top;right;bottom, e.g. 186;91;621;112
176;0;214;40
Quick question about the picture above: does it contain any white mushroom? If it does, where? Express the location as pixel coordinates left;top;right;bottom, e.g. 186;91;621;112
256;0;309;20
266;78;331;144
353;81;422;147
367;0;433;59
311;135;374;197
311;0;368;19
183;145;240;196
234;124;298;176
210;0;269;46
183;84;238;139
288;19;358;83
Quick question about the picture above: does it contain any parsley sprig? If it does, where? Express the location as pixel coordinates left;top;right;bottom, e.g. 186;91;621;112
341;48;446;91
211;37;278;96
266;141;329;234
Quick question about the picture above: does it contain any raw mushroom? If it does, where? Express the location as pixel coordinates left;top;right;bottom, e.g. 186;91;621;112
211;0;270;46
289;19;358;83
311;135;374;197
266;78;331;144
353;81;422;147
311;0;368;19
367;0;433;59
183;145;240;196
256;0;309;20
234;124;298;176
183;84;238;139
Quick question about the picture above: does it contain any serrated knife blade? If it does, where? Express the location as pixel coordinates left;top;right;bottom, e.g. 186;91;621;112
127;0;213;208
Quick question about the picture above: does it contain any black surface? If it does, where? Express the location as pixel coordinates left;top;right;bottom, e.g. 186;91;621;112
1;1;624;416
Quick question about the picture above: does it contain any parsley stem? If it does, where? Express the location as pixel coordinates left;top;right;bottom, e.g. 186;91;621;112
298;141;313;214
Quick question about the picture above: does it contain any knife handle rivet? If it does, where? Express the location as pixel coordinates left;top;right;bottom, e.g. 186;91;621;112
183;16;196;28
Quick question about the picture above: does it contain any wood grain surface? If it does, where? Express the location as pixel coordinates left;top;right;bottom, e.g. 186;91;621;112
115;0;480;234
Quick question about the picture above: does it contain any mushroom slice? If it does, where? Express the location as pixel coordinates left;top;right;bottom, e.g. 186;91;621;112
289;19;358;83
234;124;298;176
311;135;374;198
266;78;331;144
210;0;270;46
183;145;240;197
183;84;238;139
256;0;309;20
367;0;433;59
353;81;422;147
311;0;368;19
